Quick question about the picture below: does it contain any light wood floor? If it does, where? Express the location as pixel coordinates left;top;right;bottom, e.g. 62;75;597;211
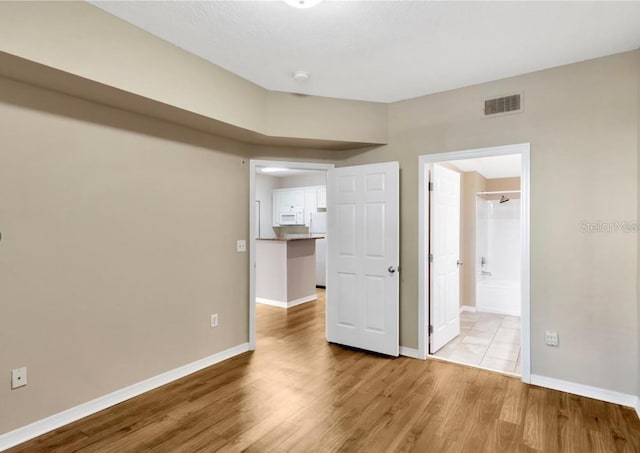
8;290;640;452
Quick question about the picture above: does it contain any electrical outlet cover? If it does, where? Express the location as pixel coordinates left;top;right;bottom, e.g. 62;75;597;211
11;367;27;389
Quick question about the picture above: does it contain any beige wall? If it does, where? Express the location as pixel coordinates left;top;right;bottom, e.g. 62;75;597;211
344;51;639;394
0;75;338;435
486;177;521;194
460;172;487;307
0;1;387;147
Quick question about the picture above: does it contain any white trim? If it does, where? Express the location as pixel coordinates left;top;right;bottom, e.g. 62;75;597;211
530;375;638;408
460;305;477;313
399;346;422;359
636;399;640;420
249;160;334;351
256;294;317;308
417;156;429;360
0;343;250;452
418;143;531;383
477;307;520;317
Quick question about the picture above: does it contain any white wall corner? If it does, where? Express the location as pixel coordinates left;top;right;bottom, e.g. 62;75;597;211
530;374;638;408
0;343;251;452
399;346;424;360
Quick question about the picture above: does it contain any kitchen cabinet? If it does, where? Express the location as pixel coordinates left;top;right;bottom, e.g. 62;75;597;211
272;189;305;226
256;238;323;307
280;189;305;212
272;191;282;227
304;189;317;227
317;187;327;209
272;186;326;227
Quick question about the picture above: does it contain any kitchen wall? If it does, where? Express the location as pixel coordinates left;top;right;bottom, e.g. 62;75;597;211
0;75;339;435
255;174;277;239
343;50;639;395
275;172;327;189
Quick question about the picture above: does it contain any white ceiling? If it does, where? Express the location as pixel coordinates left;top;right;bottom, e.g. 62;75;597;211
91;1;640;103
448;154;521;179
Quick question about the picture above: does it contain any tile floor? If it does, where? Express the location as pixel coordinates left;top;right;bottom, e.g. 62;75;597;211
432;311;521;375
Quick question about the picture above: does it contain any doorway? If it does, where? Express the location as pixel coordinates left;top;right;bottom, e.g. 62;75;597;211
418;144;531;383
249;160;334;349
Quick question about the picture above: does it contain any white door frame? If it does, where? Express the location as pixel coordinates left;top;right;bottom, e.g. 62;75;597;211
249;160;335;350
418;143;531;383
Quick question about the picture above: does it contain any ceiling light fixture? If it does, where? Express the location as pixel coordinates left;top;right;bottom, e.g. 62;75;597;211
284;0;323;9
261;167;290;173
293;70;310;82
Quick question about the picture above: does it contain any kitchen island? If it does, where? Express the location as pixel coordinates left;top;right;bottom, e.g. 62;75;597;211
256;237;324;308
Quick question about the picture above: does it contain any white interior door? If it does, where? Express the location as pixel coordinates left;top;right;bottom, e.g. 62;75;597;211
327;162;399;356
429;164;461;353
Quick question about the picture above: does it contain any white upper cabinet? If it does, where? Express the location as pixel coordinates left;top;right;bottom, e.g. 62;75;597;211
304;189;317;226
317;187;327;209
272;191;283;227
272;186;326;226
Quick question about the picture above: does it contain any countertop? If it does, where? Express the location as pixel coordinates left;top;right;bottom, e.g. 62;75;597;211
257;236;325;242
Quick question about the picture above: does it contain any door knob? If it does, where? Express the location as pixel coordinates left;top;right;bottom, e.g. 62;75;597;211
388;266;397;274
457;260;464;267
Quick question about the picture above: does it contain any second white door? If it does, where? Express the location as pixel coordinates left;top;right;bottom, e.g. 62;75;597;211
429;164;461;353
326;162;399;356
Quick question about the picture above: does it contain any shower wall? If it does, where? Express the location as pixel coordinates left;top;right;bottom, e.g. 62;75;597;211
476;196;522;316
460;174;520;308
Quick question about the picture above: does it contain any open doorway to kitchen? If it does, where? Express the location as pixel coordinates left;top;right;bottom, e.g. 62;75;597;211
249;160;334;350
418;144;531;382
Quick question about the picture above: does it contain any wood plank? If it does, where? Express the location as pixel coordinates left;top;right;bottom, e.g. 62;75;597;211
7;289;640;453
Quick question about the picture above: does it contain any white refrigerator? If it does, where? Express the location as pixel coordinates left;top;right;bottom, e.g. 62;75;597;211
310;211;327;287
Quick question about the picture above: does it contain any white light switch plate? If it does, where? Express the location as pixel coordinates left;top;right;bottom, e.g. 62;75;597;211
236;240;246;252
544;330;559;347
11;367;27;389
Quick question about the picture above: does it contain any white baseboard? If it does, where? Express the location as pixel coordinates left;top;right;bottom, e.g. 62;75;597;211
399;346;422;359
256;295;316;308
477;307;520;317
460;305;477;313
530;374;638;408
0;343;251;452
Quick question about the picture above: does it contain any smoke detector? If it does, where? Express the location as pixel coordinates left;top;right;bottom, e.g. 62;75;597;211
284;0;323;8
293;70;310;82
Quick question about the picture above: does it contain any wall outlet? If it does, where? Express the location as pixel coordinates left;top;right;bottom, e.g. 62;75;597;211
211;314;219;328
236;240;246;253
11;367;27;389
544;330;559;347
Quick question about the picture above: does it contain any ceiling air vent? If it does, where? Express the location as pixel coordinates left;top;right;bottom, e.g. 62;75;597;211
483;94;522;117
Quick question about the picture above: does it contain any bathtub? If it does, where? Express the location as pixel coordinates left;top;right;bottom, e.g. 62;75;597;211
476;276;521;316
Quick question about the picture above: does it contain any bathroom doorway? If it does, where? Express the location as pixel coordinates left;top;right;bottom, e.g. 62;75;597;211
418;144;531;382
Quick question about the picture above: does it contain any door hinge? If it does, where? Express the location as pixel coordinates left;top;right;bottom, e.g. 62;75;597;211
429;325;433;335
428;182;434;191
429;253;433;263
